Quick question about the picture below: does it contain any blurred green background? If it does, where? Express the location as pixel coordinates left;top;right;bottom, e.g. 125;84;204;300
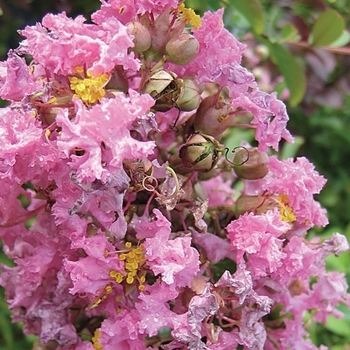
0;0;349;349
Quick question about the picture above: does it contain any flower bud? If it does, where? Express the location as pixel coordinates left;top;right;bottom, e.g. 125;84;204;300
234;195;277;217
166;33;199;65
127;21;151;53
194;95;234;139
179;133;223;172
232;148;269;179
142;69;184;111
176;79;200;111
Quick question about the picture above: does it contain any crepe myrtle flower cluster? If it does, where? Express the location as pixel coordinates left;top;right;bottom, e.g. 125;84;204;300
0;1;349;349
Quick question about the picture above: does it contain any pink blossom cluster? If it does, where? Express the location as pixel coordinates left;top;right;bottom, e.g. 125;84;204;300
0;1;349;349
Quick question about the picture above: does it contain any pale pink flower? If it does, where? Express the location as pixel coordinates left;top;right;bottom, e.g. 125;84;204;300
0;225;77;345
227;209;290;278
308;272;349;323
97;310;149;350
200;176;235;207
137;282;179;337
263;156;328;230
0;51;38;100
64;231;124;297
20;12;138;76
143;209;200;289
92;0;179;25
192;230;236;263
56;91;155;184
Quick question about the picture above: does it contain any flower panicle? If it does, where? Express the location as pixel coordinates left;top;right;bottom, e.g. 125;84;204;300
0;1;347;350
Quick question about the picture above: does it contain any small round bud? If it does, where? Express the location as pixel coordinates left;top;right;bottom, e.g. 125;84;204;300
179;133;223;172
166;33;199;65
176;79;201;111
142;69;183;111
143;70;176;96
234;195;277;217
127;21;151;53
233;148;269;180
194;95;234;139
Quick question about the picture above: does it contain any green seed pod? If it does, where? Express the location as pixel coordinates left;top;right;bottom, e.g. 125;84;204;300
166;33;199;65
179;133;223;172
233;147;269;180
142;69;184;112
176;79;201;111
127;21;152;53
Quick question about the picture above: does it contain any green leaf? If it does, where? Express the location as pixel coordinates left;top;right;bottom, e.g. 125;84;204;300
230;0;264;34
267;42;306;106
325;315;350;339
329;30;350;47
280;23;300;43
310;9;345;47
279;136;304;159
210;258;236;283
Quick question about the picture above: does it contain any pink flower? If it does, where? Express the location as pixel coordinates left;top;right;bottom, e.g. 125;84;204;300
200;176;235;207
143;209;200;289
263;156;328;230
183;10;246;82
275;236;320;282
234;90;294;151
97;310;149;350
64;231;124;298
0;225;77;345
308;272;349;323
0;178;43;228
20;12;138;76
192;230;236;263
56;91;155;184
92;0;179;25
137;282;179;337
0;51;39;101
227;209;290;278
0;1;348;348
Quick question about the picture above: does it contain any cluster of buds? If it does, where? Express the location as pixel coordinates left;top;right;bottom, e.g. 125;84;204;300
0;1;348;350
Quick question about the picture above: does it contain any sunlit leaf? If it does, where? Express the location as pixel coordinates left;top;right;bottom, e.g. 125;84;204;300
310;9;345;47
329;30;350;47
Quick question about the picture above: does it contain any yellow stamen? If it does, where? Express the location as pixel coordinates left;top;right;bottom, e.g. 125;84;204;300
92;329;103;350
277;195;296;223
178;3;202;30
126;275;134;284
109;270;124;283
112;243;147;290
69;69;109;104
